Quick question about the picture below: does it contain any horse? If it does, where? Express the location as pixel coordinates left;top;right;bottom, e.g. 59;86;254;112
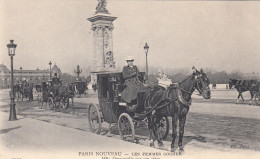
20;82;33;101
145;68;211;152
229;79;258;104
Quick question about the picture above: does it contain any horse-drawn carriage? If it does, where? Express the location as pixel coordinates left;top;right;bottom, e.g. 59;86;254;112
35;77;73;110
71;81;88;97
47;77;71;109
88;71;170;142
15;80;33;101
88;69;211;151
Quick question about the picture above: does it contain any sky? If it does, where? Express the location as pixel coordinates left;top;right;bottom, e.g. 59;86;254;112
0;0;260;74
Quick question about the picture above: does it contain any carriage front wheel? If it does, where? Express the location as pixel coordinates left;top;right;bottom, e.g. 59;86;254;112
88;103;101;134
255;93;260;106
118;113;135;142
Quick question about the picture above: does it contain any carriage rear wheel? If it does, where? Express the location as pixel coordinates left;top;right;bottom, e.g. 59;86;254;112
48;97;55;109
152;116;170;141
118;113;135;142
255;93;260;106
88;103;102;134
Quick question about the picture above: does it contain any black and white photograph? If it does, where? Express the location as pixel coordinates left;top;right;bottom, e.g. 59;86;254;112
0;0;260;159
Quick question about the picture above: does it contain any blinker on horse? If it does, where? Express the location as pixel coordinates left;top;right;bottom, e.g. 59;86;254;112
146;68;211;152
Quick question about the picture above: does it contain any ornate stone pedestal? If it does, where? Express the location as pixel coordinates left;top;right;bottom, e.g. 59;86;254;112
87;2;117;89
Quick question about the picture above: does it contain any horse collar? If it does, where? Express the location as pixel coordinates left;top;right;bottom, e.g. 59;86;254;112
175;87;192;106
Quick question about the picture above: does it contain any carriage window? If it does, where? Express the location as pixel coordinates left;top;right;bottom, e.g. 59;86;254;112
101;77;109;98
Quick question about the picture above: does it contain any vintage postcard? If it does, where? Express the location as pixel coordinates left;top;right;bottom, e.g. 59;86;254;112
0;0;260;159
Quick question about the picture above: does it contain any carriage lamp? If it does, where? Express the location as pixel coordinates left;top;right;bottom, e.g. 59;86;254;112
144;42;149;80
49;61;52;80
7;40;17;121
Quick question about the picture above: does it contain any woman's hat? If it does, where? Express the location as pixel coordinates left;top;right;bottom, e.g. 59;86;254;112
125;56;134;61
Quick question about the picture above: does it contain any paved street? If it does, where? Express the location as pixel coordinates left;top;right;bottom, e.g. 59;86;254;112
0;89;260;159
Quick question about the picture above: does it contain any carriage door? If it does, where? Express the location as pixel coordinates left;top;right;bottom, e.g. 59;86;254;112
98;75;117;123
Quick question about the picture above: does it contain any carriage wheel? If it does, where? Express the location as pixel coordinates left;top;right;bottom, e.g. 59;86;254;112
255;94;260;106
152;116;170;141
118;113;135;142
88;103;102;134
48;98;55;109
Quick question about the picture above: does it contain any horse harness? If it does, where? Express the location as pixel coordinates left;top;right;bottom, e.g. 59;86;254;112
142;83;192;117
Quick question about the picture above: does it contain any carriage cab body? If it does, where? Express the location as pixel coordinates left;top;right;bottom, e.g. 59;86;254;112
96;71;146;123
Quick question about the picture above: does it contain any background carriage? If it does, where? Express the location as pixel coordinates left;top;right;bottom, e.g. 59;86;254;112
16;80;33;102
88;71;169;142
47;77;75;110
72;81;88;97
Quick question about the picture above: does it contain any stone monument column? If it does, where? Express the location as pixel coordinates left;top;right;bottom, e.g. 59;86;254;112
87;0;117;88
88;0;117;71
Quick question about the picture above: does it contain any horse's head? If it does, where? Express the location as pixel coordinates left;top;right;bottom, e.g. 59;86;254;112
229;79;235;89
193;68;211;99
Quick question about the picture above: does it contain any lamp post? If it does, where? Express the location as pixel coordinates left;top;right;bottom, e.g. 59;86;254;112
7;40;17;121
49;61;52;80
74;65;82;79
20;66;22;81
144;42;149;80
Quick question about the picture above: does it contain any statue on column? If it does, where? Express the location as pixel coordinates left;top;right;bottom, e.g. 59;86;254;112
96;0;109;14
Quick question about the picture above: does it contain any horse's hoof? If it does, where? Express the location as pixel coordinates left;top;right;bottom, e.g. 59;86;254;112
171;147;175;152
179;147;185;153
158;142;164;147
150;143;155;147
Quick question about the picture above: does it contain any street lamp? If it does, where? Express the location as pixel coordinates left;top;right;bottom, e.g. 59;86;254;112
7;40;17;121
20;66;22;81
49;61;52;80
74;65;82;79
144;42;149;80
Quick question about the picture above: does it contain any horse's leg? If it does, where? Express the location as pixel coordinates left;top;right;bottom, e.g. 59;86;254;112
178;108;188;152
237;92;241;104
171;113;178;152
153;116;164;147
240;92;245;103
147;114;155;147
249;91;254;105
178;116;186;151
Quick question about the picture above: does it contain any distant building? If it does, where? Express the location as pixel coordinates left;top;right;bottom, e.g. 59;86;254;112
0;63;62;89
51;64;62;78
